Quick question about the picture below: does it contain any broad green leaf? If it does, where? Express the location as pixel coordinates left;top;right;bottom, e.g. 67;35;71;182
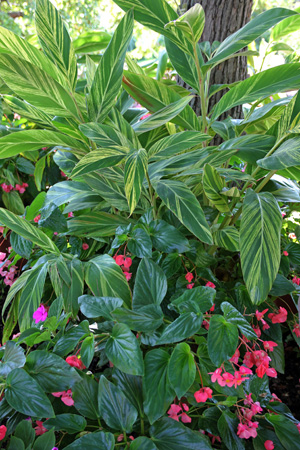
165;4;205;43
105;323;144;376
143;349;175;424
32;430;55;450
0;130;88;160
45;181;93;207
18;264;48;331
168;343;196;399
213;226;239;252
73;31;111;54
257;136;300;170
26;350;81;392
157;312;203;345
125;149;148;213
221;302;257;340
0;54;81;119
207;8;298;67
207;315;239;366
3;96;53;127
148;131;210;160
0;341;25;378
263;175;300;203
112;305;164;332
14;420;35;448
8;437;25;450
85;255;132;308
270;274;295;296
266;414;300;450
89;11;134;122
127;227;152;258
2;190;24;215
212;64;300;120
149;219;190;253
240;190;282;304
10;232;33;259
155;180;213;244
0;209;59;254
6;368;54;418
79;295;123;320
98;376;138;432
271;7;300;41
35;0;77;89
85;172;129;211
150;417;212;450
53;320;90;356
203;164;230;213
72;372;100;419
170;286;215;314
112;370;143;417
130;437;158;450
71;147;128;177
132;258;167;310
218;135;276;165
44;414;86;434
80;335;94;368
217;411;245;450
79;122;137;148
64;432;115;450
123;71;200;130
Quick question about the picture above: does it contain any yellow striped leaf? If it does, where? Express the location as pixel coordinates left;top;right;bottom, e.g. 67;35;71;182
202;164;230;213
80;123;134;149
213;227;239;252
257;136;300;170
71;147;128;178
155;180;213;245
68;211;130;237
240;190;282;304
3;96;53;127
124;149;148;214
89;11;134;122
148;131;210;160
35;0;77;90
165;4;205;44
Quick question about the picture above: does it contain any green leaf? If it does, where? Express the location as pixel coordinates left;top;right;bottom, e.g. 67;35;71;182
73;31;111;54
79;122;138;149
89;11;134;122
157;312;203;345
85;255;132;308
44;414;86;434
155;180;213;245
2;191;24;215
10;232;33;259
72;372;100;419
127;227;153;258
14;420;35;448
149;220;190;253
212;64;300;120
221;302;257;340
168;342;196;399
80;335;94;368
53;320;89;356
68;212;130;238
148;130;210;160
63;432;115;450
165;4;205;43
130;437;158;450
35;0;77;89
213;226;239;252
8;437;25;450
0;54;81;119
33;430;55;450
79;295;123;319
26;350;81;392
170;286;215;314
112;305;164;332
105;323;144;376
0;341;25;378
143;349;175;424
270;274;295;296
125;148;148;213
98;376;138;432
207;8;298;67
5;368;54;418
217;411;245;450
271;7;300;41
257;136;300;170
150;417;212;450
207;315;239;366
71;147;128;178
203;164;230;213
0;130;88;160
132;258;167;310
240;190;282;304
3;96;53;127
26;192;46;221
266;414;300;450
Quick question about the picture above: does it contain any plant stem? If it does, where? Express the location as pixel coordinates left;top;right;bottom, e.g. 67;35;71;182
193;42;207;133
140;418;145;435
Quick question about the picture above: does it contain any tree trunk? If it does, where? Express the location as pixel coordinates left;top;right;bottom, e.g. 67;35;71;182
178;0;253;121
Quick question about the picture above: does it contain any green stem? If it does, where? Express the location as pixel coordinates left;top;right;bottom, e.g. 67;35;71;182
140;418;145;435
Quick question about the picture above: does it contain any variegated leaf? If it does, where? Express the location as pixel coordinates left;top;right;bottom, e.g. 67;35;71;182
85;172;129;211
257;136;300;170
0;130;89;159
35;0;77;90
213;227;239;252
202;164;230;213
240;190;282;304
68;211;130;237
155;180;213;245
165;4;205;43
71;147;129;178
79;123;134;149
124;149;148;214
148;131;210;160
3;96;53;127
0;54;80;119
89;11;134;122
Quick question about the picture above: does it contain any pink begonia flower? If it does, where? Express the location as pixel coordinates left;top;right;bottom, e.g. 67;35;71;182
292;276;300;285
115;255;125;266
167;403;182;420
251;402;263;414
186;283;194;289
181;403;189;411
206;281;216;288
141;112;151;120
0;425;6;441
283;251;289;256
52;448;59;450
61;390;74;406
244;393;253;406
181;412;192;423
229;349;240;364
263;341;278;352
66;355;86;370
82;243;89;250
281;212;286;217
68;212;74;218
217;372;235;387
124;272;132;281
15;184;26;194
293;323;300;338
209;367;222;383
268;307;287;324
237;421;258;439
33;305;48;324
194;387;213;403
34;421;47;436
264;440;274;450
239;366;252;376
61;171;67;177
270;393;281;403
252;326;261;338
255;308;268;321
34;214;41;223
1;183;13;193
261;319;270;330
0;227;4;234
0;252;7;262
185;272;194;283
123;257;132;270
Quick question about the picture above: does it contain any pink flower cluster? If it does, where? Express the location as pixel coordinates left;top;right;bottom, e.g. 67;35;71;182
293;322;300;338
114;254;132;281
184;271;216;291
237;394;263;439
167;403;191;423
243;349;277;378
1;182;28;194
268;306;287;324
0;252;17;286
52;390;74;406
194;387;212;403
292;276;300;285
209;366;252;388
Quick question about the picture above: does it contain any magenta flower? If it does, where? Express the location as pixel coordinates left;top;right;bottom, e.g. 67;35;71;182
33;305;48;324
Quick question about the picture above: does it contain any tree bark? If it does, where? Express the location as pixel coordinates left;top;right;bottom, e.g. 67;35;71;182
178;0;253;120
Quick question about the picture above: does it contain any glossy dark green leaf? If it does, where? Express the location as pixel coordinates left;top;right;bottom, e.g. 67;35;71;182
127;227;153;258
33;430;55;450
112;370;144;417
64;432;115;450
221;302;257;340
53;321;89;356
170;286;215;314
217;410;245;450
14;420;35;448
266;414;300;450
78;295;123;320
0;341;26;378
6;368;54;418
72;372;100;419
133;258;167;310
105;323;144;376
168;343;196;399
157;312;203;345
270;274;295;296
98;376;138;432
44;414;87;434
112;305;163;332
207;315;239;366
80;335;94;368
68;211;130;238
143;349;175;425
149;220;190;253
218;135;276;165
257;136;300;170
10;232;33;259
130;437;158;450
